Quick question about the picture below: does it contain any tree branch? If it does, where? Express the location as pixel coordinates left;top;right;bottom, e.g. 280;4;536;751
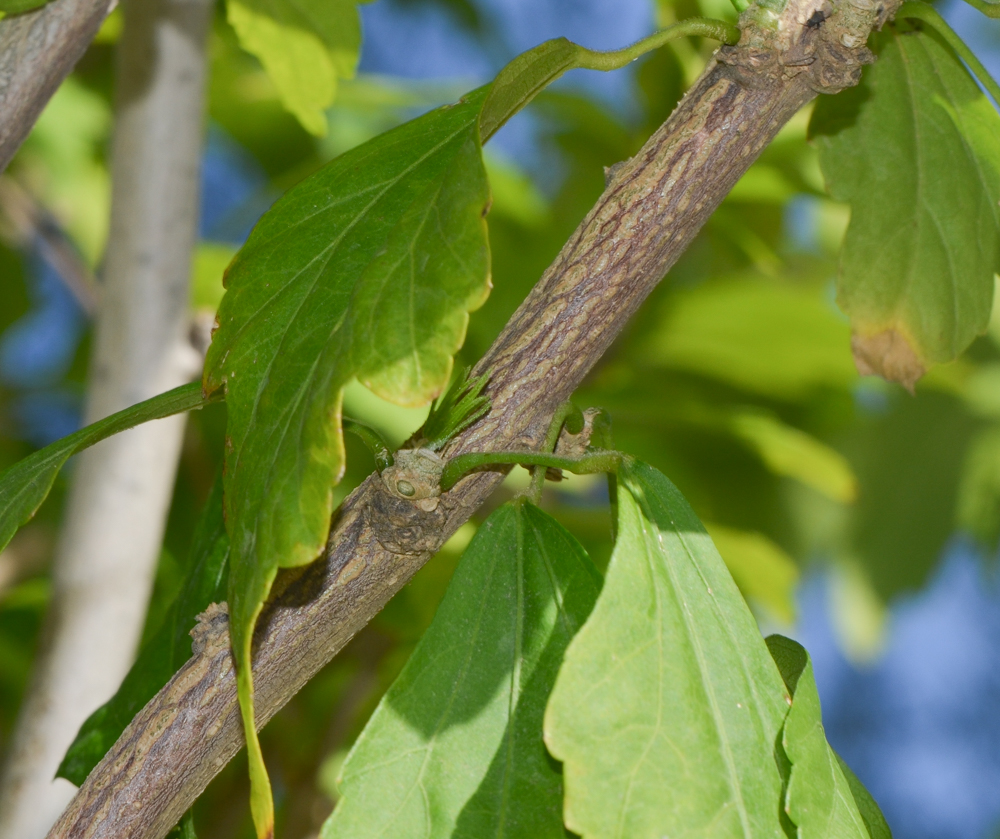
0;0;113;175
46;1;889;836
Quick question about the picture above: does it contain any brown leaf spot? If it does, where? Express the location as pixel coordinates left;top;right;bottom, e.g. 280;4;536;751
851;329;926;393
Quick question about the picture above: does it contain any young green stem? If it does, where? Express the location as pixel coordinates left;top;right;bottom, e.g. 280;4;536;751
441;449;623;493
952;0;1000;18
343;420;394;472
896;2;1000;103
479;18;742;141
571;18;741;71
527;402;585;502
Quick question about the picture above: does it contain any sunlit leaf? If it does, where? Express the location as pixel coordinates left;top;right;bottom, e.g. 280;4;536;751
0;383;215;557
811;24;1000;389
226;0;363;136
58;478;229;784
834;754;893;839
323;501;600;838
545;458;791;838
766;635;889;838
203;87;492;835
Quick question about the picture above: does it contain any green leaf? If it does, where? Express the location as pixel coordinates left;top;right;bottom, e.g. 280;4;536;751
480;38;582;141
545;458;791;838
419;367;490;450
957;425;1000;548
834;753;893;839
58;478;229;785
729;412;857;503
845;390;976;598
203;87;492;836
765;635;890;839
479;18;740;142
165;812;198;839
0;0;53;15
645;276;856;400
811;23;1000;389
226;0;362;136
0;382;216;557
322;501;601;838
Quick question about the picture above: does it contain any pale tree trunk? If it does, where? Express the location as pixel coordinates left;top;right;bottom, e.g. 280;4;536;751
0;0;212;834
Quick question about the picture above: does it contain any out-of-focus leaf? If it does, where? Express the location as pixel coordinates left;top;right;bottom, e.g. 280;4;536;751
323;501;600;838
192;243;238;312
845;390;977;597
962;362;1000;418
766;635;888;838
16;76;111;264
727;163;797;204
706;522;799;623
646;276;856;400
0;383;216;557
483;154;549;227
956;425;1000;548
203;88;492;835
811;24;1000;389
340;380;430;449
731;412;857;503
58;479;229;785
165;812;198;839
545;458;791;838
827;560;887;664
226;0;362;136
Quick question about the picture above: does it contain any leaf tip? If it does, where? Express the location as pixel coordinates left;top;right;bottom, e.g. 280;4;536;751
851;329;925;392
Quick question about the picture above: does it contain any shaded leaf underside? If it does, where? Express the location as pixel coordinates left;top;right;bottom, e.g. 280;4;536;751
323;501;600;838
812;24;1000;384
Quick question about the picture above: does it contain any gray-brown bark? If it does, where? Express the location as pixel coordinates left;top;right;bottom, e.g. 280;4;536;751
0;0;113;175
45;0;891;836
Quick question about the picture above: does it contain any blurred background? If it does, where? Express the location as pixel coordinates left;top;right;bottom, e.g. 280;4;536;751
0;0;998;836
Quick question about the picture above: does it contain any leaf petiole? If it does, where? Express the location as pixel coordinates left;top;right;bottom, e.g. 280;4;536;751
440;448;623;492
953;0;1000;19
527;401;586;502
480;18;741;141
343;419;394;472
569;18;741;72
